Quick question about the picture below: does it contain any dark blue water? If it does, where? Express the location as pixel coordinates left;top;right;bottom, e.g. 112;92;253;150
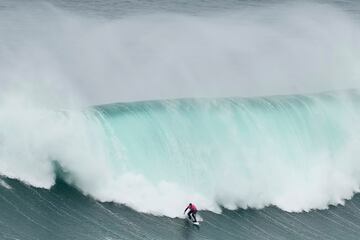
1;177;360;240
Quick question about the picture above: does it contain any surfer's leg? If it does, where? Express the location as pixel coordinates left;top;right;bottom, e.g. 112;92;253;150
192;213;197;222
187;211;192;220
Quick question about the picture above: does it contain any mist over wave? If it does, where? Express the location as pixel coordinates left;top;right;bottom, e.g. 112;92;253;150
1;1;360;105
1;1;360;217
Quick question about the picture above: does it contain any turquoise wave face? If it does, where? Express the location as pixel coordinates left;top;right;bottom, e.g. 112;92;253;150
79;90;360;213
1;90;360;216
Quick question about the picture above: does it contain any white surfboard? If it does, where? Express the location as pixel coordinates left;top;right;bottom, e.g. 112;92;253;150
186;216;200;225
184;211;202;226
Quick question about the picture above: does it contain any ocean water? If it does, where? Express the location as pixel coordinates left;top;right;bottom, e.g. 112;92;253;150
1;0;360;239
2;177;360;240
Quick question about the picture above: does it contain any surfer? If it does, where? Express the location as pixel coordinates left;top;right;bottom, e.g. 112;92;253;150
184;203;198;222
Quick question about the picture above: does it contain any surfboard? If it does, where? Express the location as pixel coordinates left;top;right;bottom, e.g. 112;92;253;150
186;216;200;226
185;211;202;226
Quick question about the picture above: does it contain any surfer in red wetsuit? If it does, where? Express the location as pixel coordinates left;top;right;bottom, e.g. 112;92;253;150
184;203;198;222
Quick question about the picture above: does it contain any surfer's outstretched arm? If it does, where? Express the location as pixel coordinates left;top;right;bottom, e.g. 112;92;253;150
184;206;189;214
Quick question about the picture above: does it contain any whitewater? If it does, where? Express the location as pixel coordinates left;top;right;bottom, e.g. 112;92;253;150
2;0;360;239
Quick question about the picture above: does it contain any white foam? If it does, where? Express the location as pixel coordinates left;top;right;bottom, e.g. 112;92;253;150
0;179;11;189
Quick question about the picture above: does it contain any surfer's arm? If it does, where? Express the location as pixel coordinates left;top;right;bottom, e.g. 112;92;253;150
184;206;189;214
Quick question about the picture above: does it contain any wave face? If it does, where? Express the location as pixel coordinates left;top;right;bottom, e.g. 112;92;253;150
1;91;360;217
91;91;360;215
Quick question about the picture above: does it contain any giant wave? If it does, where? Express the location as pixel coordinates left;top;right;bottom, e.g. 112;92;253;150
1;91;360;217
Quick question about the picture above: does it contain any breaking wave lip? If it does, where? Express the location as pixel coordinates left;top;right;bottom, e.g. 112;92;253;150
1;90;360;217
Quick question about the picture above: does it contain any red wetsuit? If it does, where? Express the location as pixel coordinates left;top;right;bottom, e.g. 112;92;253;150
189;204;197;213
